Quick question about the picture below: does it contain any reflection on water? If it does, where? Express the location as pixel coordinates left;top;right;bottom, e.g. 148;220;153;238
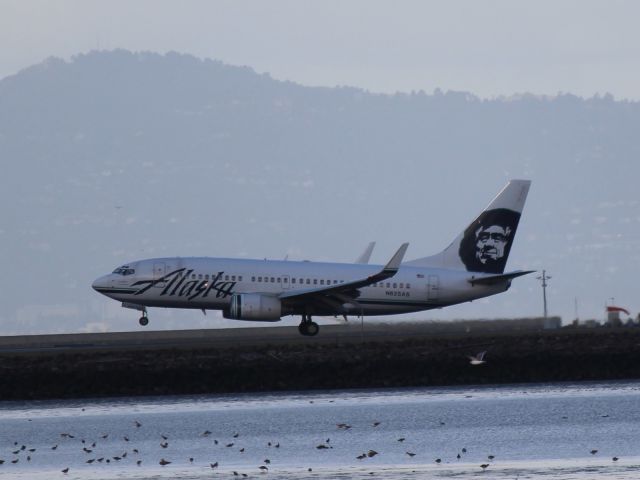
2;381;640;479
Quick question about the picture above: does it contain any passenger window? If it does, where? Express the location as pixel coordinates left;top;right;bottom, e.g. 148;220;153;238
224;275;229;281
252;276;256;282
271;277;275;283
284;278;288;283
393;283;397;288
198;274;203;280
258;276;262;282
386;282;390;288
238;276;242;281
320;280;325;285
277;278;281;283
232;275;236;281
313;279;318;285
407;283;411;288
399;283;404;288
191;274;196;279
306;279;310;285
292;278;296;284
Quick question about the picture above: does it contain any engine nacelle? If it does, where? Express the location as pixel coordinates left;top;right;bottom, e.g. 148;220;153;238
225;293;282;321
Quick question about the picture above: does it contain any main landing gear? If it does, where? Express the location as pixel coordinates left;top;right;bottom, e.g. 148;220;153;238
298;314;319;337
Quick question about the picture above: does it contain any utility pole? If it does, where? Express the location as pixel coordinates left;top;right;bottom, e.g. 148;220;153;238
537;270;551;319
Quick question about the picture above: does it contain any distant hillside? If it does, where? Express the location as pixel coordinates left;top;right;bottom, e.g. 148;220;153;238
1;50;640;334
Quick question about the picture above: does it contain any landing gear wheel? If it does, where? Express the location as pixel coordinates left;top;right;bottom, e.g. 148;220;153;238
306;321;319;336
298;315;319;336
139;316;149;326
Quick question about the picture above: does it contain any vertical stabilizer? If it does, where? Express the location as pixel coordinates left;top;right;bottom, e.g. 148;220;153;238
404;180;531;273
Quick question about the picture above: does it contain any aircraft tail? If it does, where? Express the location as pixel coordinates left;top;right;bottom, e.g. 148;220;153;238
403;179;531;274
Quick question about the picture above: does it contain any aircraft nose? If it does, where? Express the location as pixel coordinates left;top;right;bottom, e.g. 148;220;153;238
92;275;109;292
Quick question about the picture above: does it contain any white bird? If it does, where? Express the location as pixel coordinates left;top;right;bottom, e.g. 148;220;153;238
468;351;487;365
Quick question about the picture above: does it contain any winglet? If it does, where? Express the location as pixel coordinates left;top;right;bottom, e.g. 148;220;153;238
383;243;409;273
355;241;376;264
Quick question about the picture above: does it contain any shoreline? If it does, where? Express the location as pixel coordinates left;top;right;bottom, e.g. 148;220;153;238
1;323;639;400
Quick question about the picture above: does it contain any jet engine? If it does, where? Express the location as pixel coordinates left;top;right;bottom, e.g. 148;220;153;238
224;293;282;321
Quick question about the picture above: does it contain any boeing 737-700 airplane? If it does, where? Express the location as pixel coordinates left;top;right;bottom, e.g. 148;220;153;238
93;180;532;336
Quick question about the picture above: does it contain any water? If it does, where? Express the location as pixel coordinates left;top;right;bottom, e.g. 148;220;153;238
1;382;640;479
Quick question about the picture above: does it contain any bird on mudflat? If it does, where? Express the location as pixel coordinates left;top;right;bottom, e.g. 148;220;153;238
613;457;619;461
406;452;416;457
159;458;171;466
210;462;218;469
480;464;489;470
590;449;598;455
62;467;69;473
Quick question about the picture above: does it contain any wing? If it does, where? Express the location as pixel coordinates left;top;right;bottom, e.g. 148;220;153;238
279;243;409;310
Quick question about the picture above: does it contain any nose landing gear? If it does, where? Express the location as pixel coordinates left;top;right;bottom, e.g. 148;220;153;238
121;302;149;327
298;314;319;336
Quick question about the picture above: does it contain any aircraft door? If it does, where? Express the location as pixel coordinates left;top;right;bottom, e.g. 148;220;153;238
153;262;167;287
427;275;440;301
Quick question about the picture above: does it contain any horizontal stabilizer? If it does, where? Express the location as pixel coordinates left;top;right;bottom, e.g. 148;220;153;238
468;270;535;286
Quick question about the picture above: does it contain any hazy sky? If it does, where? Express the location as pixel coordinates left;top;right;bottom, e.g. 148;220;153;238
2;0;640;99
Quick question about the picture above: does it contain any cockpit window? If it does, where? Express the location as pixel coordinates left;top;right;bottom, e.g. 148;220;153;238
113;266;135;275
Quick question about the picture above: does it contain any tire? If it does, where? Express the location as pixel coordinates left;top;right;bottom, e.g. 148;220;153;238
139;316;149;326
307;322;319;336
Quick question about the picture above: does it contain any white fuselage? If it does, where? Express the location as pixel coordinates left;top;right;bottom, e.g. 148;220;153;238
92;256;508;319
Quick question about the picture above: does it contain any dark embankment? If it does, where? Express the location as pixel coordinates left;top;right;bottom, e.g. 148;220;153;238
1;324;640;400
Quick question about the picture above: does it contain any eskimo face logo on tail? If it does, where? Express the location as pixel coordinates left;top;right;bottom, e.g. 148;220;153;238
458;208;521;274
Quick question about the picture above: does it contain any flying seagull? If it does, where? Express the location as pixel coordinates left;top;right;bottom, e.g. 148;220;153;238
468;351;487;365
